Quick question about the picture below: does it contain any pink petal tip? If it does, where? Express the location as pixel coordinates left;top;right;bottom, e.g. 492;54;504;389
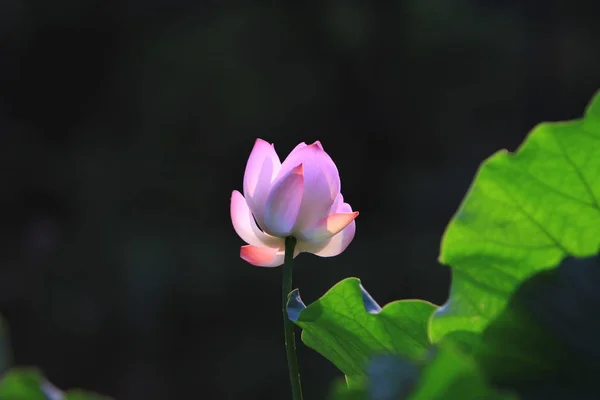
240;245;284;267
303;211;359;242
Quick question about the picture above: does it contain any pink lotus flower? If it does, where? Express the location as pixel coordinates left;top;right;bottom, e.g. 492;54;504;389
231;139;359;267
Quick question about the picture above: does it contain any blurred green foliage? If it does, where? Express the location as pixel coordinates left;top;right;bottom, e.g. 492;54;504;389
0;368;110;400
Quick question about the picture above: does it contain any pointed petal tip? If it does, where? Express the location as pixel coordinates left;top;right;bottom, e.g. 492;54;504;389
292;163;304;176
312;141;324;150
330;211;359;228
253;138;277;151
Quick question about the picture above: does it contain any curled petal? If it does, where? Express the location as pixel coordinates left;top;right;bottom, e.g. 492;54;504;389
240;245;284;267
313;220;356;257
230;190;282;248
298;197;357;256
278;143;341;231
243;139;281;228
264;164;304;237
240;245;301;267
301;211;359;243
313;222;356;257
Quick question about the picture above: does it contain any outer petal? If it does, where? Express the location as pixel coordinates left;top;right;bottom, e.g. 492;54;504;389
230;190;283;248
312;201;356;257
301;211;359;243
240;245;284;267
263;164;304;237
243;139;281;228
298;194;357;257
278;142;341;232
240;245;301;267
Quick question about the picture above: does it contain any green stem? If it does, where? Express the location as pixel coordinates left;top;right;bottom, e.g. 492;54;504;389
282;236;304;400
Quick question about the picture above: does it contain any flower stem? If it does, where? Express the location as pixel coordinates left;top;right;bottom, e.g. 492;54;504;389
283;236;303;400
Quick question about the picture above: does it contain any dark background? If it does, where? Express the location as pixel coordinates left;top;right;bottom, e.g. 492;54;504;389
0;1;599;399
